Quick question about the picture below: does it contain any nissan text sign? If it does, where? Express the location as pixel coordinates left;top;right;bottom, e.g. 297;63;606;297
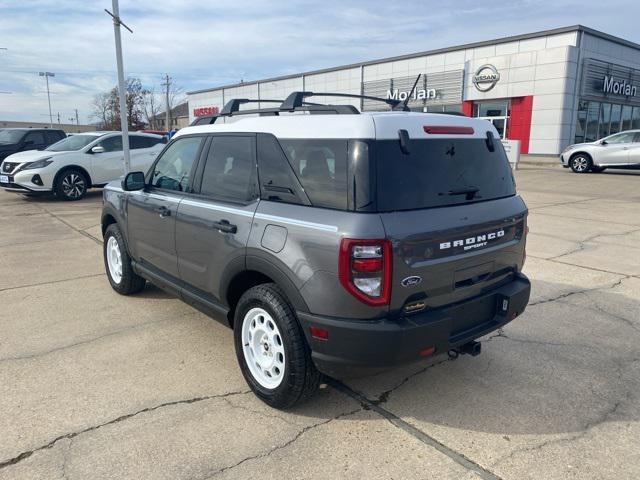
193;106;219;117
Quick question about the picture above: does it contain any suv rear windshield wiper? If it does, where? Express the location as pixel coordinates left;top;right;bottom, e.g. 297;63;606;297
439;187;479;200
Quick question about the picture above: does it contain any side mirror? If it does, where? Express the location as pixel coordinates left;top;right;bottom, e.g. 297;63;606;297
122;171;146;191
22;140;34;150
91;145;105;154
600;140;608;145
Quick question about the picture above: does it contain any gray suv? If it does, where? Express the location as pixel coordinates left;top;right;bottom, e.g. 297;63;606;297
101;93;531;408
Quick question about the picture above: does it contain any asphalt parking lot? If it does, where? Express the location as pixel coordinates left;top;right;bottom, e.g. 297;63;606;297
0;165;638;480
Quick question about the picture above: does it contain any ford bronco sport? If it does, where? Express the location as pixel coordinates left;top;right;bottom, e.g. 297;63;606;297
101;92;531;408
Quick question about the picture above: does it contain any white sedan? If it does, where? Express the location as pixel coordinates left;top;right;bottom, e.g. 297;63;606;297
0;131;164;200
560;130;640;173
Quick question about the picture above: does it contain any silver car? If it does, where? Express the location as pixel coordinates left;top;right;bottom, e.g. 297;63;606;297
560;130;640;173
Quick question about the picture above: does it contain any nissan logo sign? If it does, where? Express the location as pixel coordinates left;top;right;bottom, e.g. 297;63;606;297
473;64;501;92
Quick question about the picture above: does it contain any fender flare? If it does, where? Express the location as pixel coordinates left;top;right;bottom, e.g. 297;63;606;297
220;254;310;314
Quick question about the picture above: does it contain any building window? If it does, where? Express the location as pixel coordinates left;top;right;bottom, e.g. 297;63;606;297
633;107;640;130
621;105;633;131
576;100;640;144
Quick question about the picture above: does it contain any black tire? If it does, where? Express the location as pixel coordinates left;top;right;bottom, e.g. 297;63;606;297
234;283;321;409
103;223;146;295
54;168;89;200
569;153;593;173
591;166;606;173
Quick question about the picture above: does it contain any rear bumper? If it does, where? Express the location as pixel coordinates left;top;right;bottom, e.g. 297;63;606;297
298;273;531;377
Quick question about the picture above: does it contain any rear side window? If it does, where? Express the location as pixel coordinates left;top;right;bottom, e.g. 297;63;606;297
45;131;63;144
257;134;303;205
150;136;202;191
199;136;255;202
130;135;161;149
375;138;515;211
24;131;46;145
280;139;348;210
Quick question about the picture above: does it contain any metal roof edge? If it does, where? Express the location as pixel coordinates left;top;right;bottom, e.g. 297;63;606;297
187;25;639;96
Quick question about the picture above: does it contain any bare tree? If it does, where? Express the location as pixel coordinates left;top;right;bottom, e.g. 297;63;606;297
142;87;161;129
91;78;148;130
91;92;112;129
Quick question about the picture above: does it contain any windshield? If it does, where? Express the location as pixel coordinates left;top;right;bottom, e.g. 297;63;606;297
46;135;99;152
0;130;25;144
375;138;516;211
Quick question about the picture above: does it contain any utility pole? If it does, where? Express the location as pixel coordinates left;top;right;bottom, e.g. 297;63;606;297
75;109;79;127
105;1;133;174
162;74;171;132
57;112;61;124
39;72;55;128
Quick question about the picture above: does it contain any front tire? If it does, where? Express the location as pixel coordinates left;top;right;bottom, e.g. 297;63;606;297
570;154;592;173
234;283;321;409
54;168;88;200
103;223;146;295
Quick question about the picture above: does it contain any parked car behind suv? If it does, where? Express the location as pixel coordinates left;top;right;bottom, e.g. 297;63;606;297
1;131;164;200
0;128;66;162
561;129;640;173
101;94;531;408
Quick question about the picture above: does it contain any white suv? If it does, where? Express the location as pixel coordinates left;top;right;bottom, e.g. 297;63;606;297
0;131;164;200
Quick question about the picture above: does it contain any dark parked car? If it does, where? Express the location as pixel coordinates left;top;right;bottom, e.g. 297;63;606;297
0;128;66;162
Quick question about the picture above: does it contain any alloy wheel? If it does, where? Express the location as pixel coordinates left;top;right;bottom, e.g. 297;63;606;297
62;173;86;199
572;156;589;173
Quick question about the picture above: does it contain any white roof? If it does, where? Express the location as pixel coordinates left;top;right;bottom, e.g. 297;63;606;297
175;112;498;140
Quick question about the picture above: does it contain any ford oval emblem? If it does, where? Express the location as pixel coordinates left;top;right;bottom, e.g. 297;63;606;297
401;276;422;287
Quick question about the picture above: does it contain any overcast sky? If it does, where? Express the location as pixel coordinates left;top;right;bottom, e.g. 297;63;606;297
1;0;639;124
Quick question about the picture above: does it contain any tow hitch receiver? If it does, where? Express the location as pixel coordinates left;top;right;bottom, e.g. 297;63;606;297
449;340;482;358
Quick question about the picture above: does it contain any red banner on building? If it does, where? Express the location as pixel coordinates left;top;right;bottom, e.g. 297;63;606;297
193;106;219;117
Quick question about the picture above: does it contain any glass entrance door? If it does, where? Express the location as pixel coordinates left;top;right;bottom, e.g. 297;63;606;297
473;100;509;139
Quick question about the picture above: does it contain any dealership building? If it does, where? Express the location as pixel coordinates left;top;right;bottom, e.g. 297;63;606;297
187;25;640;154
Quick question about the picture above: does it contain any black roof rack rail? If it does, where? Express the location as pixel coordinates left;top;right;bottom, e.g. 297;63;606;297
281;91;407;111
189;100;360;126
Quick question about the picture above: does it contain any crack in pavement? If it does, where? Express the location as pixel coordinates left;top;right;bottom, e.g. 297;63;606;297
526;211;640;229
0;390;250;471
203;407;363;479
528;275;629;306
35;205;103;246
526;252;639;278
372;357;453;405
219;396;300;427
0;273;106;293
490;357;639;469
526;196;600;211
328;379;504;480
0;313;197;363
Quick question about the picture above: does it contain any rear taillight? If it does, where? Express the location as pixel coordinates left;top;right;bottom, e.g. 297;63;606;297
339;239;391;306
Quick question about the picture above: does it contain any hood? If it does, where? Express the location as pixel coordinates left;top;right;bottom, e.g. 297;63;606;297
2;149;69;163
565;141;597;151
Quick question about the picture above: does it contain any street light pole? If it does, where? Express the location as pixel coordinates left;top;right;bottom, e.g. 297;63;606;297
39;72;55;128
106;1;133;174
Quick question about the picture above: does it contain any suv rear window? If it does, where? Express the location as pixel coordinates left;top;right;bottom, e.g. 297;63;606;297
280;139;348;210
375;138;515;211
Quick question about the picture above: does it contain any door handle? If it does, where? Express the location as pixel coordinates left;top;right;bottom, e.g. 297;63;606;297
211;219;237;234
156;206;171;218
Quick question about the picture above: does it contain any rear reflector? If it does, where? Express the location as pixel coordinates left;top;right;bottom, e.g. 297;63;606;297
419;346;436;357
310;326;329;341
423;126;475;135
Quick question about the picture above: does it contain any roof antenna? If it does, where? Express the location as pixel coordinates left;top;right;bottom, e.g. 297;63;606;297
399;74;421;112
